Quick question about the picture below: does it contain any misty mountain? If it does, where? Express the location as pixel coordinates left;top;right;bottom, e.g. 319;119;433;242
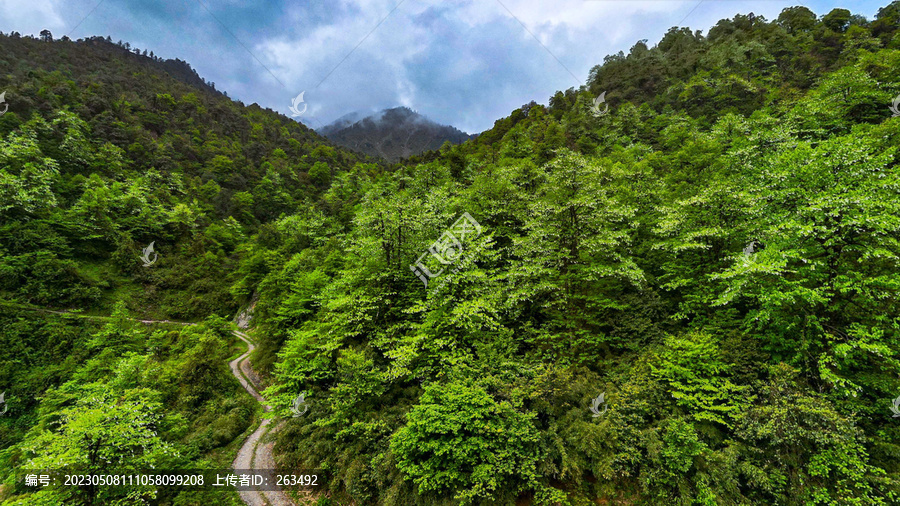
318;107;474;162
317;110;369;137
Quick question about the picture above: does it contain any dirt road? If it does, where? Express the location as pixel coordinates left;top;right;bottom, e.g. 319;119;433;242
230;330;295;506
10;306;294;504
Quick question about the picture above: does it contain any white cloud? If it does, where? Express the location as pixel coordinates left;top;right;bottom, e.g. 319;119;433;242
4;0;882;133
249;0;715;130
0;0;64;35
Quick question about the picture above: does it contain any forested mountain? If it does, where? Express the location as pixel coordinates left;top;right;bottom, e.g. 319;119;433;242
320;107;473;162
0;30;373;505
3;2;900;505
317;111;369;137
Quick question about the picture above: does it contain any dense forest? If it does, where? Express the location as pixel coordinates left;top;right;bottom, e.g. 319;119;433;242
2;2;900;505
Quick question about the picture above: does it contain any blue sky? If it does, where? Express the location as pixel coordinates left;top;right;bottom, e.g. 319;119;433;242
0;0;890;133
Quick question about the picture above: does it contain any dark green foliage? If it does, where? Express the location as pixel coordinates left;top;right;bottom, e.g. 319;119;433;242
5;3;900;505
0;32;368;319
254;4;900;504
0;312;252;505
0;31;369;505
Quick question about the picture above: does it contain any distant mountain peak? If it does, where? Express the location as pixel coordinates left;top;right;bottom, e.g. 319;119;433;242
317;110;370;137
318;108;472;162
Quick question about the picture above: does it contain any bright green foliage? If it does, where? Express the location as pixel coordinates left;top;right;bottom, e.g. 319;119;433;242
22;385;176;504
643;419;711;504
505;150;643;363
258;9;900;503
0;129;59;215
6;4;900;505
390;379;540;504
653;333;743;426
1;311;251;504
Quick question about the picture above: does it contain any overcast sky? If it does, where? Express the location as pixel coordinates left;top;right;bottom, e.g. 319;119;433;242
0;0;889;133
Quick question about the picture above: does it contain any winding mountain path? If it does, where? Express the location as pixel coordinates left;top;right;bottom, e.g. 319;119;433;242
230;330;295;506
6;305;294;505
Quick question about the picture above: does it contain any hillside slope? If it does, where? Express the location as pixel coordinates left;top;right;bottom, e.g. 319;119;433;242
254;4;900;505
0;31;371;318
0;31;372;505
3;3;900;505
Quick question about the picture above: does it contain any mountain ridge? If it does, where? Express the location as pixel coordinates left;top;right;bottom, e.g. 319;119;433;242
318;106;474;162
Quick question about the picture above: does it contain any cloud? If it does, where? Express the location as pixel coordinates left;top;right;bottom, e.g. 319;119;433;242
251;0;707;131
0;0;891;133
0;0;64;35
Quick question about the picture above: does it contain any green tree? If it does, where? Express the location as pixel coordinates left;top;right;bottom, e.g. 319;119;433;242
21;384;177;504
390;379;541;504
506;150;643;361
